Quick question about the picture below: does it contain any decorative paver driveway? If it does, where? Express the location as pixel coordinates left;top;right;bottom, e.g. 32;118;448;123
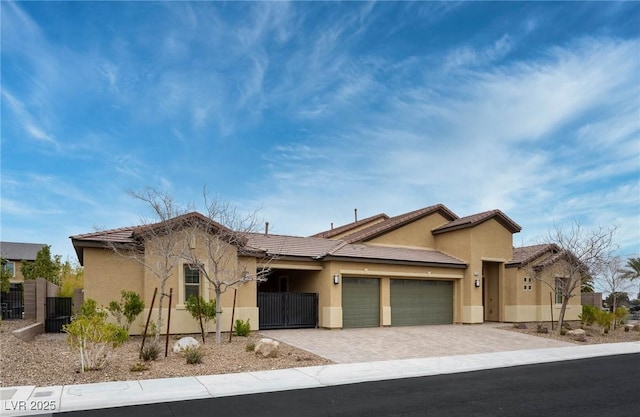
260;324;575;363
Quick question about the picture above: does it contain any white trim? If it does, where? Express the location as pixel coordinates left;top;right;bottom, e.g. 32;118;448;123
339;269;463;279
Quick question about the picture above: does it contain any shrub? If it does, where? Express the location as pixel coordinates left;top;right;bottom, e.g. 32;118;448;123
596;310;613;334
184;296;217;333
580;305;599;327
77;299;107;320
141;343;161;362
107;291;145;331
64;314;128;372
130;362;149;372
560;328;567;336
234;319;251;337
614;307;628;328
184;346;204;364
245;342;256;352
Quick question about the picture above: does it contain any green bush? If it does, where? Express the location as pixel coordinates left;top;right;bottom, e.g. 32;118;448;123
64;313;128;372
107;291;145;331
184;296;217;333
614;306;628;328
245;342;256;352
580;305;599;326
596;310;614;333
184;346;204;364
141;343;161;362
77;299;107;320
234;319;251;337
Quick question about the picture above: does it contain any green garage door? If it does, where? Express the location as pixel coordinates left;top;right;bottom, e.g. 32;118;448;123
342;278;380;328
391;280;453;326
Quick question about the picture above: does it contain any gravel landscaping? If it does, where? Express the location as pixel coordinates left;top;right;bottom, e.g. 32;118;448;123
0;319;332;388
501;321;640;345
1;319;637;388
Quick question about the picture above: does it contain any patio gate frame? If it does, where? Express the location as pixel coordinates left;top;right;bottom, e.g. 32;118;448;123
258;292;318;330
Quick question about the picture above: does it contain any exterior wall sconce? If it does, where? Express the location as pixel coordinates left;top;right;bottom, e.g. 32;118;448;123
333;274;340;285
474;279;481;288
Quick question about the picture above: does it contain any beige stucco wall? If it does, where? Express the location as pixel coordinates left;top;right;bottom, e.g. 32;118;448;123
83;233;262;335
503;256;582;323
367;213;451;249
434;219;515;323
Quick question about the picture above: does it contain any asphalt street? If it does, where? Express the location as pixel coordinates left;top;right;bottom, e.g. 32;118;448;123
58;353;638;417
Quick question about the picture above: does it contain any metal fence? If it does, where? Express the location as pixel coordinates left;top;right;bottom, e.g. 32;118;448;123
1;283;23;320
45;297;72;333
258;292;318;330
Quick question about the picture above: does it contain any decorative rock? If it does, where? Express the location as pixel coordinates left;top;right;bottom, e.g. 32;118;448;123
255;338;280;358
566;328;587;341
624;324;634;332
536;324;549;334
516;323;528;330
173;337;200;353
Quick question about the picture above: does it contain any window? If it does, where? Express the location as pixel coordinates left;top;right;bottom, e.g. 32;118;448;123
2;261;15;277
184;265;200;301
555;277;568;304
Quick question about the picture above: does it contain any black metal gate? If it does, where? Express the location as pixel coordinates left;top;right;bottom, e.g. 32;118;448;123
45;297;72;333
258;292;318;330
1;283;23;320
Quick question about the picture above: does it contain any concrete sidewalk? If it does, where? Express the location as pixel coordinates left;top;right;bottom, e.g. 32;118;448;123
1;342;638;416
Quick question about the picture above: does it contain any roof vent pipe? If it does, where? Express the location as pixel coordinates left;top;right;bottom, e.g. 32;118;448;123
354;208;358;222
331;222;334;230
265;222;269;236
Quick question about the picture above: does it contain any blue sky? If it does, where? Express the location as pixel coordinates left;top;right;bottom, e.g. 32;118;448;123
1;1;639;268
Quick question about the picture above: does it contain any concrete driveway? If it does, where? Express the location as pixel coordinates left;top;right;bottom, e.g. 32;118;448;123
259;324;575;363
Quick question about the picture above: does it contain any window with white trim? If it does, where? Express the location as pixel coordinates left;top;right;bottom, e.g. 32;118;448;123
2;261;15;278
184;265;200;301
555;277;568;304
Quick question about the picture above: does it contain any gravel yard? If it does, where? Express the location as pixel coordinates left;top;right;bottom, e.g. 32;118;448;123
0;319;332;388
501;321;640;345
1;319;637;388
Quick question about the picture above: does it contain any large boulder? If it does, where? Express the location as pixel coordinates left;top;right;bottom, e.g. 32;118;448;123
173;337;200;353
566;329;587;341
255;338;280;358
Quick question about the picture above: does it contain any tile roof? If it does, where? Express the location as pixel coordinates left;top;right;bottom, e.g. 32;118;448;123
246;233;344;259
0;242;47;261
341;204;458;243
328;244;466;267
311;213;389;239
506;244;560;267
432;209;521;235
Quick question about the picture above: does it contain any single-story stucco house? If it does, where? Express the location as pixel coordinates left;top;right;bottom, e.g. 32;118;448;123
70;204;580;334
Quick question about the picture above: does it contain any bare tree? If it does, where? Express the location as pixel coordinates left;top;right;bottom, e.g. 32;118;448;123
598;256;635;321
537;221;616;331
181;193;271;344
104;188;188;343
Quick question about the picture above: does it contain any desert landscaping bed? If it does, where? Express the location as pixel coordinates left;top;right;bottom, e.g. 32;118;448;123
0;319;332;388
501;321;640;344
2;320;638;388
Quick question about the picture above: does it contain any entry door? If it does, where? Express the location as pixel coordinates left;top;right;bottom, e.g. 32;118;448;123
342;278;380;328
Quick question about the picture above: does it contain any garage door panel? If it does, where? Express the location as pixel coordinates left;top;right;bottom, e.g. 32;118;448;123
342;278;380;328
391;280;452;326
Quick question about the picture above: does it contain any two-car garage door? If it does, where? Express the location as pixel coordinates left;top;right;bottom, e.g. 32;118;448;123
342;278;453;328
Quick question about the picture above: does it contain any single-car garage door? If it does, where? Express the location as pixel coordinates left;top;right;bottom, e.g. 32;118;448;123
391;280;453;326
342;278;380;328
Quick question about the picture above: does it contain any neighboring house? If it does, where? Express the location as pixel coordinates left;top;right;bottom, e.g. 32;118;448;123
70;204;581;334
0;241;47;283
